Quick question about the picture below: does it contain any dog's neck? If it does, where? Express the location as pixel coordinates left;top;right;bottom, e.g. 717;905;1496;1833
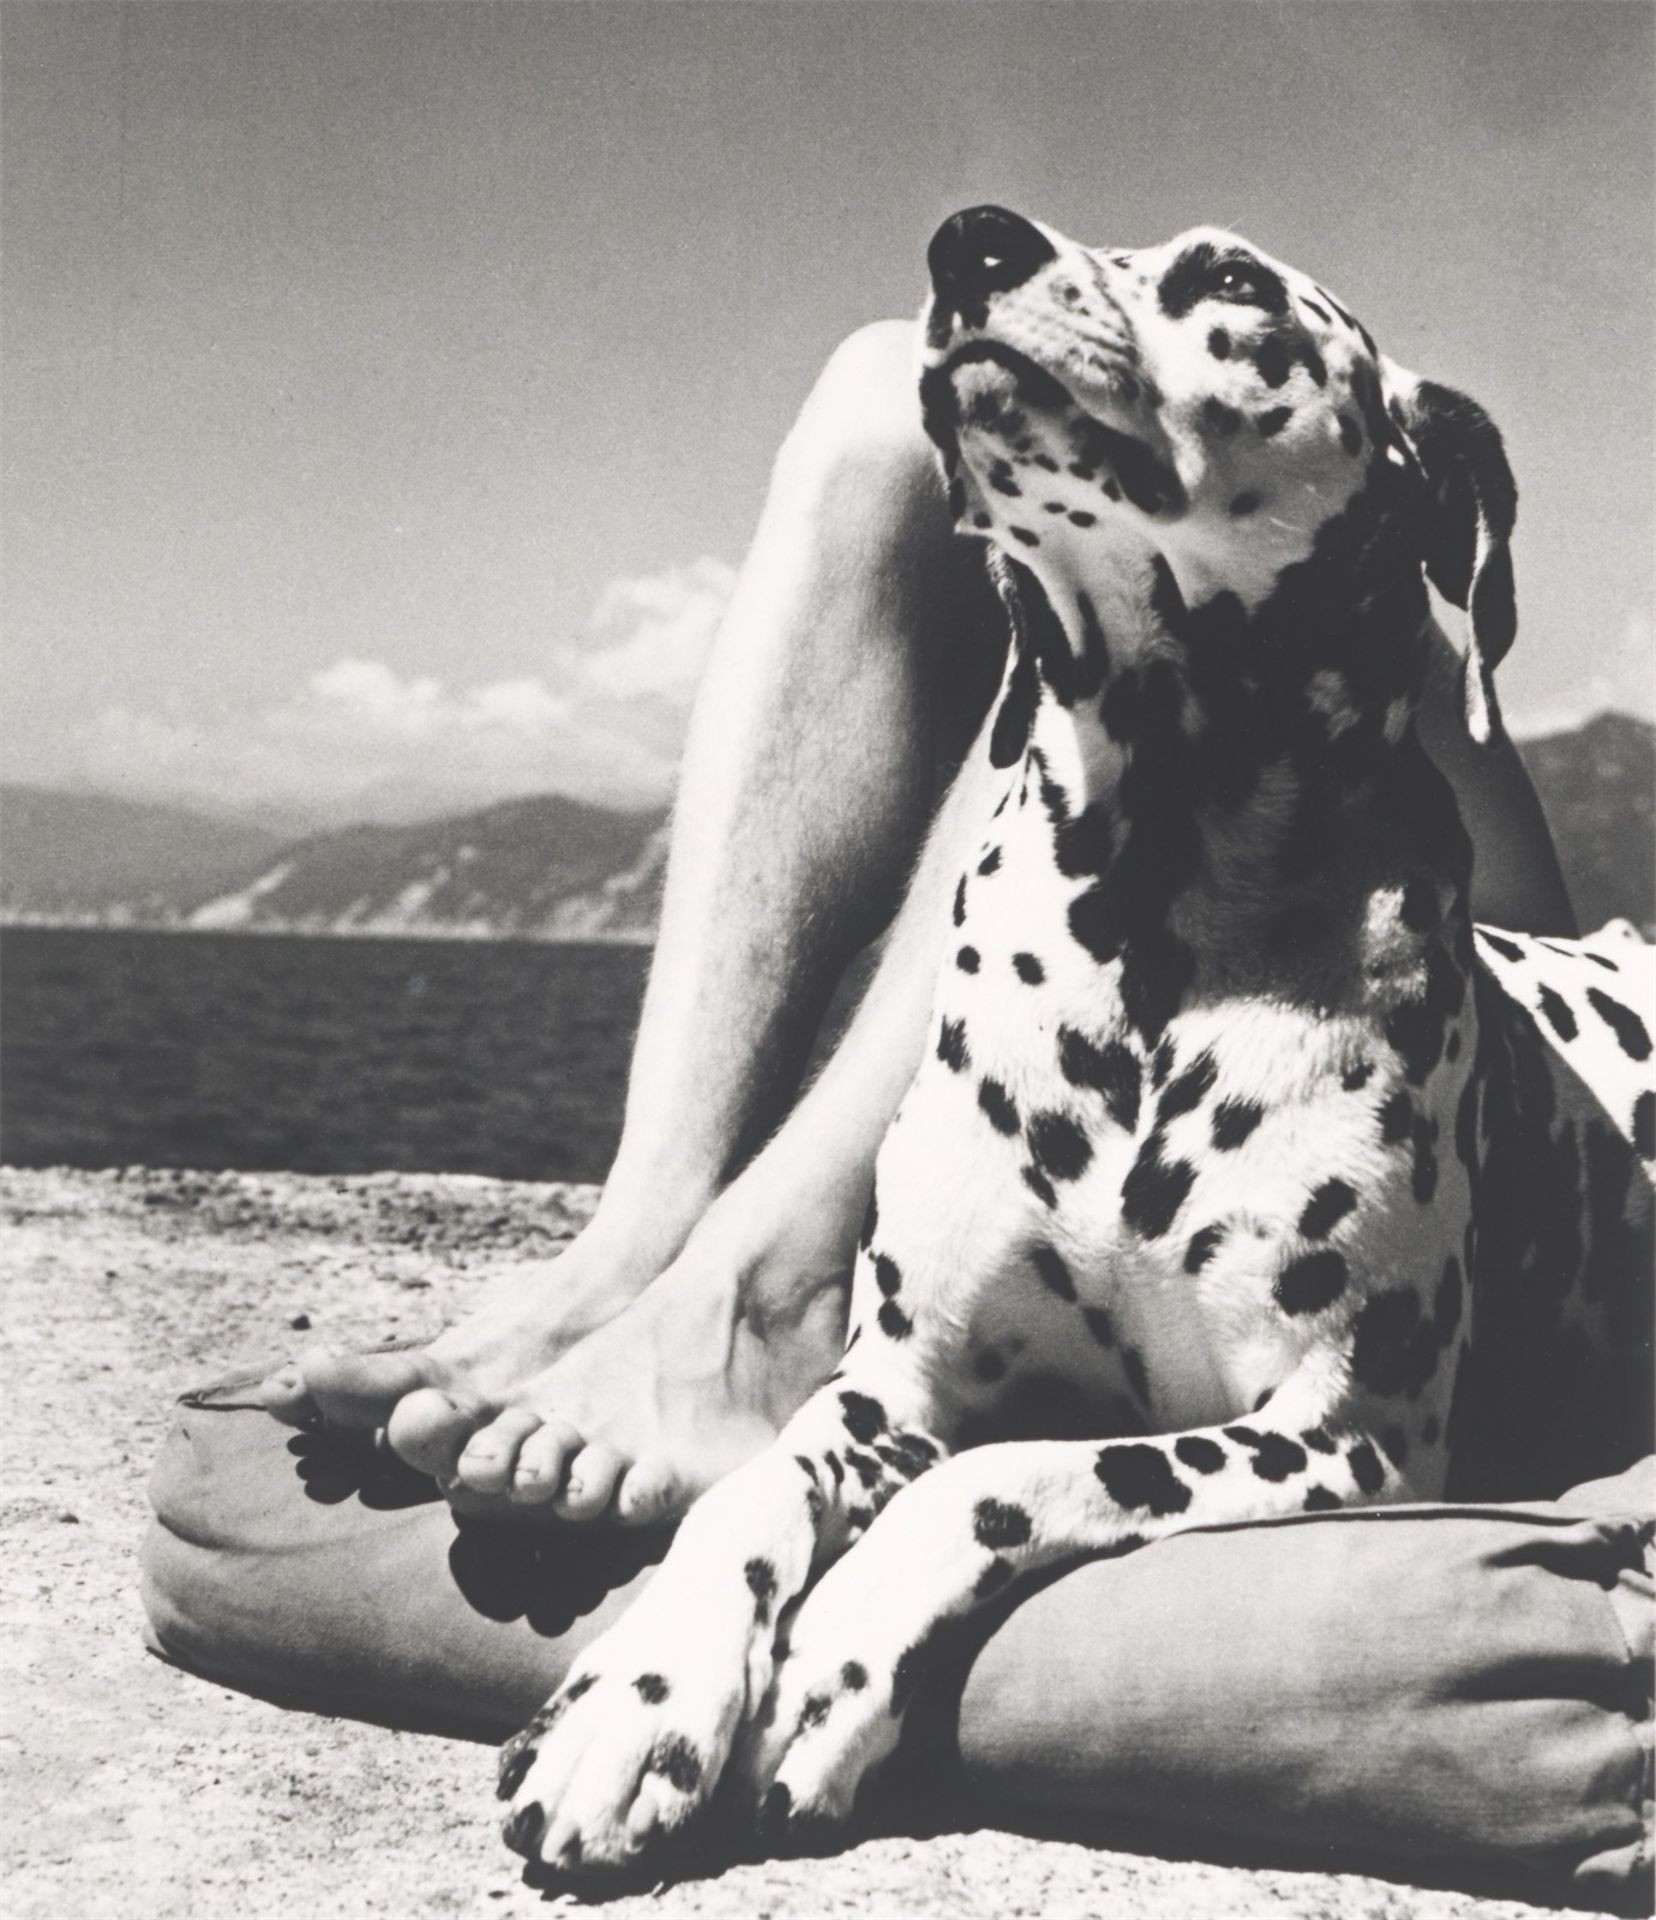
990;477;1470;1032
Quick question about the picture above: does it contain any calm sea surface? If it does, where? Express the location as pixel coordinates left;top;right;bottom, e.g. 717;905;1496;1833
0;927;648;1183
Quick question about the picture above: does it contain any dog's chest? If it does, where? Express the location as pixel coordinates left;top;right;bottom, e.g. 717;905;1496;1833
860;751;1480;1440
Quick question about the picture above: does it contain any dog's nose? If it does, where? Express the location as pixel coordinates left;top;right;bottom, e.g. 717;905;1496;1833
928;205;1057;312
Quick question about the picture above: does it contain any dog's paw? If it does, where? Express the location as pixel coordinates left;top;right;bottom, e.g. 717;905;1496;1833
498;1641;744;1874
743;1643;897;1841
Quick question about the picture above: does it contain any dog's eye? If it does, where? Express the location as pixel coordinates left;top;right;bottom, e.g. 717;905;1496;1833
1160;244;1288;321
1207;260;1277;307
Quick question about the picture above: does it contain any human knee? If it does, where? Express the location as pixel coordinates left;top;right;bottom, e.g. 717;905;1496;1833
772;319;934;515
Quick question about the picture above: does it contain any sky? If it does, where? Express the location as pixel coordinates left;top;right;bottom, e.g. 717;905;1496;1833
4;0;1652;826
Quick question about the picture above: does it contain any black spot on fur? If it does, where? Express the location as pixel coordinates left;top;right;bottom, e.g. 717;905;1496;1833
1379;1089;1414;1144
1031;1243;1078;1301
1174;1435;1226;1475
937;1017;970;1072
839;1391;887;1444
1059;1028;1141;1131
502;1799;546;1855
1477;929;1524;963
878;1298;913;1339
1536;984;1577;1042
859;1186;878;1251
957;944;980;973
1095;1442;1192;1516
1222;1426;1308;1481
978;1078;1020;1134
1275;1249;1349;1315
1400;876;1439;932
1634;1089;1655;1162
1010;526;1040;547
988;638;1039;770
1388;1000;1448;1087
1022;1165;1058;1207
496;1744;536;1802
1256;404;1293;437
1028;1109;1093;1182
746;1558;778;1623
1347;1441;1386;1494
1352;1289;1439;1399
1156;1050;1218;1125
1301;298;1332;324
1185;1224;1224;1272
873;1253;902;1298
952;875;968;926
633;1672;669;1704
1303;1485;1342;1512
1203;397;1242;436
1207;326;1231;359
1586;987;1651;1060
1343;1060;1373;1091
1069;510;1096;528
1301;343;1328;386
1083;1305;1115;1346
1150;1040;1175;1090
1211;1100;1263;1149
974;1498;1034;1550
648;1735;703;1794
1012;950;1045;984
1122;1132;1195;1239
1254;337;1291;387
1299;1180;1357;1239
978;847;1003;877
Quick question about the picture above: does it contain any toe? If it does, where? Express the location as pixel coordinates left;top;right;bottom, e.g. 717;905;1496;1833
385;1386;489;1481
259;1361;319;1427
304;1346;439;1429
455;1406;543;1495
613;1458;683;1527
554;1442;626;1521
511;1417;583;1504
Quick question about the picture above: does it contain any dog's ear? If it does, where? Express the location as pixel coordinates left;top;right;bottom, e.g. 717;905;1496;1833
1381;365;1517;747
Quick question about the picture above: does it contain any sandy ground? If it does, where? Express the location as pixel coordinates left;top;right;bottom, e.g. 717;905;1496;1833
0;1164;1623;1920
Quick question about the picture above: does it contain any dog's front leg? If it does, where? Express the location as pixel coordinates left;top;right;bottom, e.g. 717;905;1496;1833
497;1365;948;1876
750;1376;1411;1836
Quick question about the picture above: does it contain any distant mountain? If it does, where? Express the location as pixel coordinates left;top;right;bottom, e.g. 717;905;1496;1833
1514;712;1653;937
3;712;1649;940
0;788;285;921
186;792;668;940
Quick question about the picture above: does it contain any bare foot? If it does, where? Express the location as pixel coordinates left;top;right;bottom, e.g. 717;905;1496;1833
258;1198;705;1435
379;1176;859;1526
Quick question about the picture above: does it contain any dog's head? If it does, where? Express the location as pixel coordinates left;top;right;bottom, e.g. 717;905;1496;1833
918;207;1516;743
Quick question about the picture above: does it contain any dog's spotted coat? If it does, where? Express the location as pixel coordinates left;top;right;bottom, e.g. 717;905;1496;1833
500;209;1655;1872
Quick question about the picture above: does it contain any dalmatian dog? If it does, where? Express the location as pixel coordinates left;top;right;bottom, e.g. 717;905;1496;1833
499;208;1655;1873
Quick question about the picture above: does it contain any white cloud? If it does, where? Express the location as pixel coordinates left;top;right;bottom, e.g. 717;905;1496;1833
73;559;735;823
1504;609;1654;739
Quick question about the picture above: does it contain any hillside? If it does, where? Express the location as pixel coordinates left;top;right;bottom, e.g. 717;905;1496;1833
2;713;1649;940
186;793;668;939
0;788;284;921
1513;712;1654;936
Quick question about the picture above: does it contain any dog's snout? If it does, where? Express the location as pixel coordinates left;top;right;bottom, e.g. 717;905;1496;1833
928;205;1056;315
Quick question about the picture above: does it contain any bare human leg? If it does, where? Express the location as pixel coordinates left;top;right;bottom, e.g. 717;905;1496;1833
259;319;1006;1521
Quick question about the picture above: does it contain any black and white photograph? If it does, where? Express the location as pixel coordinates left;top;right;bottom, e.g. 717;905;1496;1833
3;3;1653;1915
